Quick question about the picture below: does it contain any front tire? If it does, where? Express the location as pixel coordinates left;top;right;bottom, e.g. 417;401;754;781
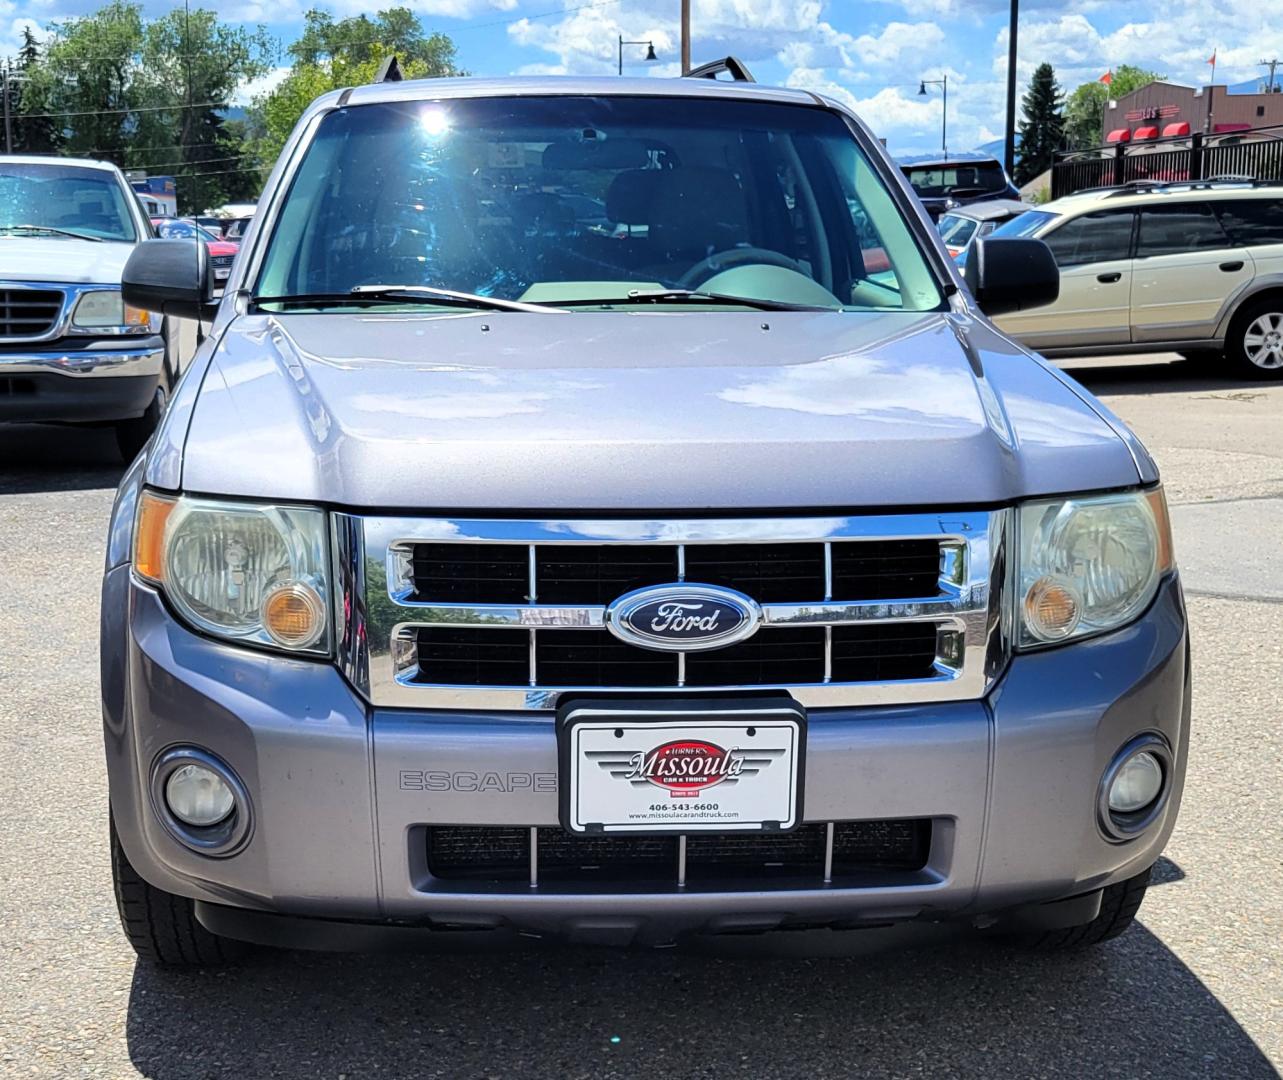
1016;864;1152;951
1227;299;1283;379
110;816;249;967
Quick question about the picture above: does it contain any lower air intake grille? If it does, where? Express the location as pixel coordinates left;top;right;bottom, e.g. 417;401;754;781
426;820;932;890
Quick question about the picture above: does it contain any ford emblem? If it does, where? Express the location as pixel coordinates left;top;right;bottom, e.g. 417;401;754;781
604;583;762;653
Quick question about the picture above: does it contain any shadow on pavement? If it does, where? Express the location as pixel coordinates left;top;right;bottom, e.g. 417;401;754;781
0;423;126;494
124;916;1274;1078
1061;357;1274;398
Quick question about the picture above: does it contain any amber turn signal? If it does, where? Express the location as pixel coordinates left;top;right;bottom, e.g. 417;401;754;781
261;582;326;648
1145;487;1175;574
1024;575;1081;640
133;491;176;583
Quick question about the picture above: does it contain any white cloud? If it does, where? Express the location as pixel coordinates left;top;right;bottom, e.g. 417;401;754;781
233;65;290;106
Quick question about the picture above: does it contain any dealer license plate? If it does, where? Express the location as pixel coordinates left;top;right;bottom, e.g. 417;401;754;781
560;699;804;834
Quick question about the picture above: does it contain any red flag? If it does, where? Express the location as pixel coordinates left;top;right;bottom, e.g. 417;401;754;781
1207;51;1217;65
1100;70;1113;85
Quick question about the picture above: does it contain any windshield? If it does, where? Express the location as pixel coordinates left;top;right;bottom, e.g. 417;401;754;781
156;219;220;243
904;162;1008;199
937;213;978;247
0;163;137;242
989;209;1057;239
256;96;944;312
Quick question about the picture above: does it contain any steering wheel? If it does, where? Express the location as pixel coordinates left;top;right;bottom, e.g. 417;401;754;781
677;247;807;290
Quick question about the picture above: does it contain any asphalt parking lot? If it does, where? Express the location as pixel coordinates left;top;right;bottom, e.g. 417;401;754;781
0;354;1279;1079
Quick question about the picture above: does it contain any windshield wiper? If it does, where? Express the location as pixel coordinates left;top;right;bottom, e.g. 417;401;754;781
351;284;564;313
558;289;835;313
0;223;104;242
252;286;565;314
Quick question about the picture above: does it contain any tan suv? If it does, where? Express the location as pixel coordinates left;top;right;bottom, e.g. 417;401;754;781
986;180;1283;379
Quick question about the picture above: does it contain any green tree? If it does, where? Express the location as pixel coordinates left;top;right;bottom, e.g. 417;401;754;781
12;28;63;154
247;8;462;166
1063;65;1163;150
133;7;273;211
19;2;272;212
1015;62;1064;186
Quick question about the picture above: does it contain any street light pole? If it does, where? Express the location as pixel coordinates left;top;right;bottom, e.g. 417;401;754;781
919;75;948;157
617;36;658;76
681;0;691;74
1004;0;1019;177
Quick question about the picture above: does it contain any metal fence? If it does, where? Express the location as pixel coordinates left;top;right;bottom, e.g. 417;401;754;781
1051;125;1283;198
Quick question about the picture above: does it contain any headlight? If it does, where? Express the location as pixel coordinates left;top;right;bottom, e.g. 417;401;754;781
1017;487;1173;648
133;493;331;655
71;289;152;332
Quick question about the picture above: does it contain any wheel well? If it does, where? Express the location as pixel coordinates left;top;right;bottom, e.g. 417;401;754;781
1228;287;1283;341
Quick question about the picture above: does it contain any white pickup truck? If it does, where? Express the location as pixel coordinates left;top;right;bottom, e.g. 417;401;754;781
0;156;192;459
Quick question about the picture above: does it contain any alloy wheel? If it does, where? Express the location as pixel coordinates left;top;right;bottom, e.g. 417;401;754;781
1242;312;1283;369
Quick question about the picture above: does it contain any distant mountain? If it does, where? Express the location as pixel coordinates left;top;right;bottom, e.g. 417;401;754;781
972;134;1020;159
1225;77;1283;95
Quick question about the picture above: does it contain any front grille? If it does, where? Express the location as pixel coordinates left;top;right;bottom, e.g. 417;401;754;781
412;624;941;687
426;820;932;890
211;254;234;267
414;627;529;686
407;538;942;607
352;511;1001;709
0;289;63;338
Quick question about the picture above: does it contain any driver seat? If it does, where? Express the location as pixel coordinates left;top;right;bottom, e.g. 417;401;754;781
645;167;751;281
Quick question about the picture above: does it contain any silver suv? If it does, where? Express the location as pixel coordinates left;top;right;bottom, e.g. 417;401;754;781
102;70;1188;964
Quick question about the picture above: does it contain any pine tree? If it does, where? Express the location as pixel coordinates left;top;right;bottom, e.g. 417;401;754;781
12;28;62;154
1015;63;1065;187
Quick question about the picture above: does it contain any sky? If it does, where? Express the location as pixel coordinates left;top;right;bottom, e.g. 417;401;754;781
6;0;1283;154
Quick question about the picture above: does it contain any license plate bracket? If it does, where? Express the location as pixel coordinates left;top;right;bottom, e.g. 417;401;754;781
557;697;806;835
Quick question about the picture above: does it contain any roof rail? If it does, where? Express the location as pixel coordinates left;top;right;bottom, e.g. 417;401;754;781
1088;176;1283;198
684;56;755;83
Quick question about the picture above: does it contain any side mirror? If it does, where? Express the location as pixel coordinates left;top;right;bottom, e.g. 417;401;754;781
962;236;1059;317
122;239;216;320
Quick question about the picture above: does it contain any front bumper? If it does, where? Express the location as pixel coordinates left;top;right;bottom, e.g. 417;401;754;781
0;339;163;422
103;570;1190;945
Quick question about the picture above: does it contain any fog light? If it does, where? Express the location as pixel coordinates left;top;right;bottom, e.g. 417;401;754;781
1108;751;1164;813
165;763;235;826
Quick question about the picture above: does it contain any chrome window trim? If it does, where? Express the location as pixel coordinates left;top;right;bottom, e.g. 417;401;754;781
338;511;1008;712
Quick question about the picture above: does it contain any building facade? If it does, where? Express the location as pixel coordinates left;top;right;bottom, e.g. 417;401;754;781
1101;81;1283;144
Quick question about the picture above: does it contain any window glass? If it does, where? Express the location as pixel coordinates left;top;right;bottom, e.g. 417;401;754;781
255;96;945;312
903;162;1008;198
990;209;1056;239
1214;198;1283;246
1136;202;1229;256
0;163;136;242
1044;210;1135;267
937;213;978;247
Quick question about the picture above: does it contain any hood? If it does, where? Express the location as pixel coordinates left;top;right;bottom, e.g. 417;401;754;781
0;235;134;284
175;309;1143;511
207;240;238;257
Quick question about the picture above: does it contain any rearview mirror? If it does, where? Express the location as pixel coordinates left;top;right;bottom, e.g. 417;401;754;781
122;239;216;320
962;237;1059;317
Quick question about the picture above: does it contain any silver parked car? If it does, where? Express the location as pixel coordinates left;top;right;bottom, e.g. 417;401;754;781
103;69;1188;964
